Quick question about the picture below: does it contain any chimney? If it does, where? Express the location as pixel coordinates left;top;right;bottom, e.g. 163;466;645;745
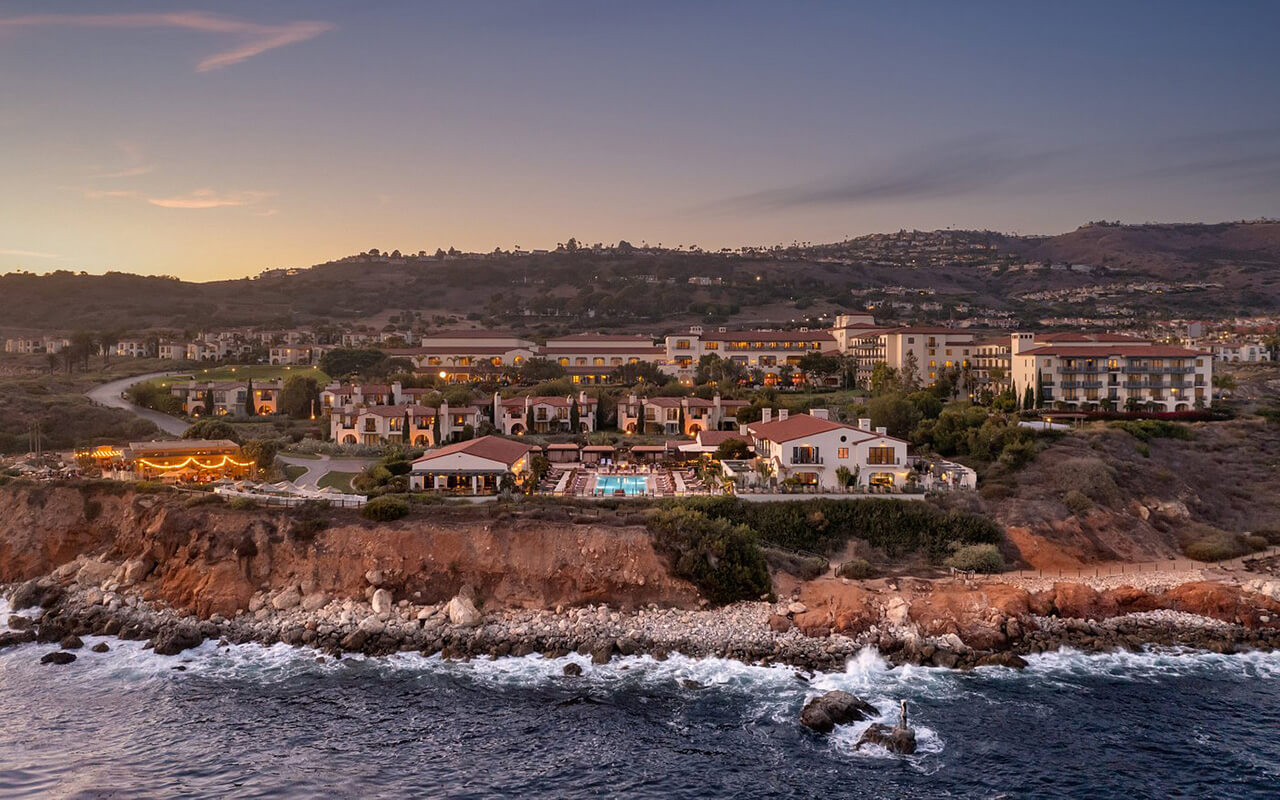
810;408;829;420
762;408;773;423
779;409;789;421
876;426;887;436
858;417;872;430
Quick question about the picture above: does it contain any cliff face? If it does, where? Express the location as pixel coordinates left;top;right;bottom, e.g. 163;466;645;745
0;484;698;617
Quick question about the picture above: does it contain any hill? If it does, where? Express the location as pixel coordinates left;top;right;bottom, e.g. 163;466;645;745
3;221;1278;335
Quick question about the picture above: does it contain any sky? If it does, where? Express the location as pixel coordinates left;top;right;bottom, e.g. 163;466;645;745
1;0;1278;281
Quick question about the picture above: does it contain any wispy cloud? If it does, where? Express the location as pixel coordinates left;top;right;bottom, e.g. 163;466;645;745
81;186;275;210
0;248;60;259
90;141;153;180
0;11;335;72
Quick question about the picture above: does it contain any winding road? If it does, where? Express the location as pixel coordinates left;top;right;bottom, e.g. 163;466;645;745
86;370;375;485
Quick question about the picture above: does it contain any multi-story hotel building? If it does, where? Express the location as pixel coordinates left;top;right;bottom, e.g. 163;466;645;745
541;333;665;385
842;326;979;388
663;327;838;385
492;391;599;434
617;393;749;436
329;401;482;446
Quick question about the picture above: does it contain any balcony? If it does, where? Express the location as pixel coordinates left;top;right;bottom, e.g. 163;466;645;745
792;456;824;465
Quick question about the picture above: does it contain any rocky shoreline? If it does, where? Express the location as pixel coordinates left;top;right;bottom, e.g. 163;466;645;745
6;568;1280;673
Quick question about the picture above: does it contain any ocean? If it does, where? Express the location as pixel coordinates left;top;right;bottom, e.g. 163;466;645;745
2;600;1278;799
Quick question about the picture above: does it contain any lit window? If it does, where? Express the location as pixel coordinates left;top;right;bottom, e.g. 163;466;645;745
837;447;849;459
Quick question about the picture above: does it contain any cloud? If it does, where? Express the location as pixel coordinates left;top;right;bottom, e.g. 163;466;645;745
716;138;1073;213
0;11;335;71
81;186;275;210
0;248;60;259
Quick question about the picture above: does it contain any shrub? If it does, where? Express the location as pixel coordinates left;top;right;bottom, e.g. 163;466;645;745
944;544;1004;573
761;547;828;581
646;507;772;605
1184;533;1250;562
1244;534;1270;552
227;496;257;511
1110;420;1193;442
361;495;411;522
1062;490;1093;516
835;558;875;579
184;418;240;442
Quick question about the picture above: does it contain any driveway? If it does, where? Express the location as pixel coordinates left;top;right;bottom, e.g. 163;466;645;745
85;370;190;437
278;453;377;488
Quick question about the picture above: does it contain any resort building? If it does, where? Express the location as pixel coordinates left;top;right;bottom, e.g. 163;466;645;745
746;413;912;491
492;391;598;435
157;340;187;361
114;338;155;358
1010;339;1213;411
4;336;71;354
170;380;283;416
541;333;665;385
843;326;979;389
1211;341;1272;363
329;401;481;446
115;439;253;483
269;344;319;365
409;436;538;493
386;331;537;382
185;339;227;362
617;393;748;436
663;326;838;385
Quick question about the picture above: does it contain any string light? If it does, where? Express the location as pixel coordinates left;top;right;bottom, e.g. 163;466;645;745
134;455;255;471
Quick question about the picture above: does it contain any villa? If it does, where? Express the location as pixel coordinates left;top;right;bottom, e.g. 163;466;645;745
492;391;598;435
409;435;538;493
171;380;283;416
617;393;748;436
1211;341;1272;363
745;412;912;491
329;401;481;446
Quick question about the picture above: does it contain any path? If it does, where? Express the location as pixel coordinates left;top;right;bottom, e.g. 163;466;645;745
278;453;377;488
85;370;190;437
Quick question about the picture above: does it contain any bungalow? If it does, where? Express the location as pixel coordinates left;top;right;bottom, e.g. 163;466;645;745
409;435;538;493
492;391;598;435
617;393;747;436
115;338;154;358
270;345;318;365
171;380;282;416
746;413;911;491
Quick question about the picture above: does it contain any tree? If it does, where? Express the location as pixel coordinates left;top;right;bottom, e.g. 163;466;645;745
678;406;686;435
525;403;536;433
432;409;442;444
46;353;58;375
403;409;412;443
569;397;580;432
98;330;120;367
798;352;842;386
1022;385;1035;410
278;376;320;419
202;387;215;417
906;390;942;420
320;348;390;378
610;361;670;386
70;331;96;372
241;439;278;474
900;351;921;391
869;362;898;395
519;357;566;382
244;378;256;416
714;438;752;460
835;465;855;490
867;392;922;438
183;418;239;442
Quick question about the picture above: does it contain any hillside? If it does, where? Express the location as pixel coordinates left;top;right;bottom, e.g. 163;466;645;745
4;221;1279;335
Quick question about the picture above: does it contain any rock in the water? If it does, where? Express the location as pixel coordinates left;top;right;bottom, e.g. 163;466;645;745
0;631;37;649
7;615;34;631
152;624;203;656
91;642;110;653
446;595;482;628
59;635;84;650
40;651;77;666
591;642;614;664
371;588;394;616
856;723;917;754
562;662;583;677
680;679;703;690
799;691;877;733
975;651;1029;669
11;580;61;611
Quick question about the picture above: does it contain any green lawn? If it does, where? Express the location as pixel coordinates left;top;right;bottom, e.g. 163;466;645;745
154;364;329;388
283;464;309;482
317;470;357;493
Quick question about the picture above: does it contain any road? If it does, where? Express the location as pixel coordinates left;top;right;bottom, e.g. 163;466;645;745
277;453;376;488
85;370;190;437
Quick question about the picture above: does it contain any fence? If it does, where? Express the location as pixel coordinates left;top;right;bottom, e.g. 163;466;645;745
212;486;367;508
1004;545;1280;580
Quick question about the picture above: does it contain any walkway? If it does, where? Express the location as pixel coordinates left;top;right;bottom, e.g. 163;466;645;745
277;453;377;489
84;370;190;437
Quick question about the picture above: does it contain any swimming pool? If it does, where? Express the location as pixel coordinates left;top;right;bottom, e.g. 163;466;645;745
593;475;649;496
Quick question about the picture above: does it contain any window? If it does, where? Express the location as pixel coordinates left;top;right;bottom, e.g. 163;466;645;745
593;357;605;366
675;339;691;349
837;447;849;459
791;446;821;464
558;357;569;366
867;446;896;465
704;342;718;351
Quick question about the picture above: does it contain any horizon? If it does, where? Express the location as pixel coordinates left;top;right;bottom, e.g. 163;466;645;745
3;1;1279;280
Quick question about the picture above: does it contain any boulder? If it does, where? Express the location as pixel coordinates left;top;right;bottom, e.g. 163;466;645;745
0;631;37;649
768;614;793;633
7;615;34;631
301;593;329;612
799;691;877;733
857;723;917;755
591;641;615;664
562;662;583;677
117;557;156;588
10;580;62;611
787;602;808;616
91;642;110;653
371;588;394;616
365;569;385;587
975;651;1029;669
884;596;911;627
59;635;84;650
446;595;482;628
152;624;203;656
41;651;77;666
75;559;118;587
271;588;302;611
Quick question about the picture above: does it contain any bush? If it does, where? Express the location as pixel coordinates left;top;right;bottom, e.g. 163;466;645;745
1062;489;1093;516
1244;534;1270;552
184;418;240;442
762;547;828;581
361;495;411;522
835;558;875;579
227;496;257;511
647;507;772;605
1110;420;1193;442
944;544;1004;573
1183;531;1258;562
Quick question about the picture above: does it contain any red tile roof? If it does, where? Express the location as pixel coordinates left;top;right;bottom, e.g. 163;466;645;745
1018;345;1207;358
698;329;836;343
1034;332;1148;343
412;435;536;467
747;414;907;445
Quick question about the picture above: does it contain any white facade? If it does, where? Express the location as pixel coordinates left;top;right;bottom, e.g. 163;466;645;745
1011;345;1213;411
746;414;911;491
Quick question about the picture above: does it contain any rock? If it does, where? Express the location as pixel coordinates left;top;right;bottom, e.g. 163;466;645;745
340;630;369;651
0;631;37;649
787;602;808;616
152;624;203;656
7;615;34;631
591;642;615;664
59;635;84;650
615;637;640;656
857;723;917;755
41;651;77;666
768;614;793;633
446;595;482;628
117;557;155;587
75;559;118;586
799;691;877;734
562;662;583;677
371;588;394;616
680;679;702;690
91;642;110;653
271;588;302;611
884;596;911;627
10;580;61;610
975;651;1029;669
301;593;328;612
365;569;385;587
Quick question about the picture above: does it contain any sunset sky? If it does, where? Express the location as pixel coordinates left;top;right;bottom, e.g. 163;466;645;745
2;0;1278;280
